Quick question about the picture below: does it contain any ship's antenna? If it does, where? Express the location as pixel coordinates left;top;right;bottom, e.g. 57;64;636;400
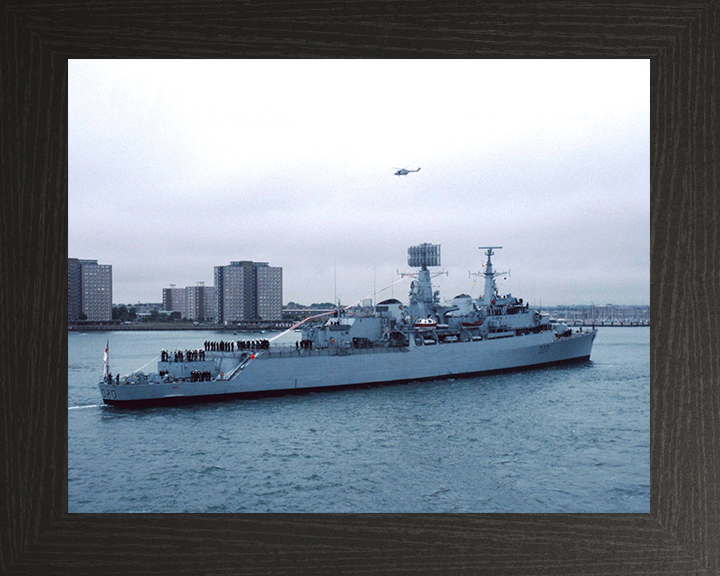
334;260;337;305
478;246;503;259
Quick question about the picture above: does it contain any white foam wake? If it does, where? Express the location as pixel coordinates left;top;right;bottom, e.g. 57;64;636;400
68;404;104;410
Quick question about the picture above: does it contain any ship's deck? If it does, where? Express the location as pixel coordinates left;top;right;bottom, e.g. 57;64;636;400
208;343;411;360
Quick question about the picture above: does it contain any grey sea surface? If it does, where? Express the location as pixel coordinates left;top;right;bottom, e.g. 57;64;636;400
69;327;649;513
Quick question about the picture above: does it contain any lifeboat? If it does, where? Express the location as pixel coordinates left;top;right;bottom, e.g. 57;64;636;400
461;320;484;327
413;318;437;330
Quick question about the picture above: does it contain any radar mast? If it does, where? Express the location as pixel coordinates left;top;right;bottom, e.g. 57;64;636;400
405;243;444;319
476;246;507;305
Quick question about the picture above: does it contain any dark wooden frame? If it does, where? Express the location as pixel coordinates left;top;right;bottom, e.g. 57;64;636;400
1;2;718;574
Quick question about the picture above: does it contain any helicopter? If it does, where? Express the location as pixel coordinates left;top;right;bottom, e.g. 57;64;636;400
392;166;421;176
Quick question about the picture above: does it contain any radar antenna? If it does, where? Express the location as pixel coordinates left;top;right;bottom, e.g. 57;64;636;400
401;242;446;281
478;246;503;258
407;243;441;269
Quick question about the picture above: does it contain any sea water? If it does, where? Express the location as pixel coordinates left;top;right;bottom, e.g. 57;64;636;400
68;327;649;513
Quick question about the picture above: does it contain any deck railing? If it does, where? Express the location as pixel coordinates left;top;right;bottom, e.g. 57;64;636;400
203;342;410;360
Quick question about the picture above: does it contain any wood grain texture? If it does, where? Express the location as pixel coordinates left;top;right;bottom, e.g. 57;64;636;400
1;1;718;574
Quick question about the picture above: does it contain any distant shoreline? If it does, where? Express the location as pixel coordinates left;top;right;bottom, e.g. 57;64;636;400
68;321;648;332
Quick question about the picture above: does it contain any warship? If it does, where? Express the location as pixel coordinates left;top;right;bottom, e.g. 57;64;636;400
99;244;597;407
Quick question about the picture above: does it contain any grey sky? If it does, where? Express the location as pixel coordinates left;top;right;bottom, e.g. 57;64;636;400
69;60;649;307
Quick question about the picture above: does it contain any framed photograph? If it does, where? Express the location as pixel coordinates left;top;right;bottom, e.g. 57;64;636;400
3;2;717;573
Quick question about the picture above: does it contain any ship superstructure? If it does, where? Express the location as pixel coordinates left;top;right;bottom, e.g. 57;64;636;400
99;244;596;407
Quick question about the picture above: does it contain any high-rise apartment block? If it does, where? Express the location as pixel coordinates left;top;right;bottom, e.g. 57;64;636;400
162;284;216;322
214;261;282;324
185;284;216;322
68;258;112;322
162;286;186;315
256;264;283;321
68;258;81;321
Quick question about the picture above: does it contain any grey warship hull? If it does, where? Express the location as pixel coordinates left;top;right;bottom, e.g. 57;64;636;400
99;329;596;408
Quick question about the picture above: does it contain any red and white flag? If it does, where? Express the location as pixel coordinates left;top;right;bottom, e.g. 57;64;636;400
103;341;109;378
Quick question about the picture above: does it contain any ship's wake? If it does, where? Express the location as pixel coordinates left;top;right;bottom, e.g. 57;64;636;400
68;404;104;410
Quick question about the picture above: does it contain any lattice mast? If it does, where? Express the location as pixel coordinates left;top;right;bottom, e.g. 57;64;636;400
476;246;506;304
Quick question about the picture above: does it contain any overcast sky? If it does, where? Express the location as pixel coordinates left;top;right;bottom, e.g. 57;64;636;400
69;59;649;307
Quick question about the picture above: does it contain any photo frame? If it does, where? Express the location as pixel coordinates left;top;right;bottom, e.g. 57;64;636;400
2;1;717;573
